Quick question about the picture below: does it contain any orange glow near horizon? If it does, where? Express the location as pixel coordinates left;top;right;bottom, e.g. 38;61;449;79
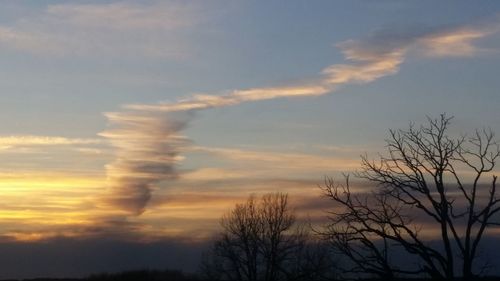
0;168;334;242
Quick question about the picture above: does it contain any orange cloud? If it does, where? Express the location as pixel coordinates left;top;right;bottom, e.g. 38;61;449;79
192;146;360;173
419;27;493;57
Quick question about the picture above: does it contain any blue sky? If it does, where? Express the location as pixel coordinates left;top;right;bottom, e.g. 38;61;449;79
0;1;498;276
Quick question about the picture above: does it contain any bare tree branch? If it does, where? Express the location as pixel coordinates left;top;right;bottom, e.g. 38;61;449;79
320;114;500;280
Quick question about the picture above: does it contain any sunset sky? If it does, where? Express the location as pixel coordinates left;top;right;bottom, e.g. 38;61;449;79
0;1;499;278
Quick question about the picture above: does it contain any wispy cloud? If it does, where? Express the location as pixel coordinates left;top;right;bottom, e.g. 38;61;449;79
0;2;201;58
192;146;360;173
0;135;101;146
126;21;498;113
0;135;104;154
102;19;499;215
99;111;191;215
0;170;108;241
419;26;497;57
126;84;331;112
124;50;403;113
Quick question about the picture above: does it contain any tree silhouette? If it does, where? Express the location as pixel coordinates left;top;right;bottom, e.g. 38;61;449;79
321;114;500;280
202;193;334;281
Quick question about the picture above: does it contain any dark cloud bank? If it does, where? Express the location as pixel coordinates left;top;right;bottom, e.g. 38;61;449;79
0;237;208;280
0;235;499;279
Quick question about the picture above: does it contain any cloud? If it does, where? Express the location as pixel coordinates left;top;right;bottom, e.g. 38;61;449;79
192;146;360;173
0;170;109;243
126;20;498;113
181;168;256;182
1;234;500;279
46;2;195;31
126;84;331;112
99;111;191;215
418;27;494;57
102;19;499;216
338;22;498;60
0;135;101;146
0;2;201;58
0;135;105;156
144;177;326;237
0;237;208;279
124;53;402;113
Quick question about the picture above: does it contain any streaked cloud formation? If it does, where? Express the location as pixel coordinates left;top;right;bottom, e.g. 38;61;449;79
0;2;201;58
127;21;497;112
192;146;360;174
103;18;498;215
100;112;190;215
0;135;101;147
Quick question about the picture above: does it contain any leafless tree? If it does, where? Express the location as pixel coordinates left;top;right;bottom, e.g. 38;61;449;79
202;193;335;281
320;114;500;280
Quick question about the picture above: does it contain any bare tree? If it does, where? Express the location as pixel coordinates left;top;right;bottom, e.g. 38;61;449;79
260;193;296;281
321;114;500;280
202;193;334;281
209;195;262;281
321;176;422;280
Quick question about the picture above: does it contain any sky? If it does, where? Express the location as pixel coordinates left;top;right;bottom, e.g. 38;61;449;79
0;0;499;278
